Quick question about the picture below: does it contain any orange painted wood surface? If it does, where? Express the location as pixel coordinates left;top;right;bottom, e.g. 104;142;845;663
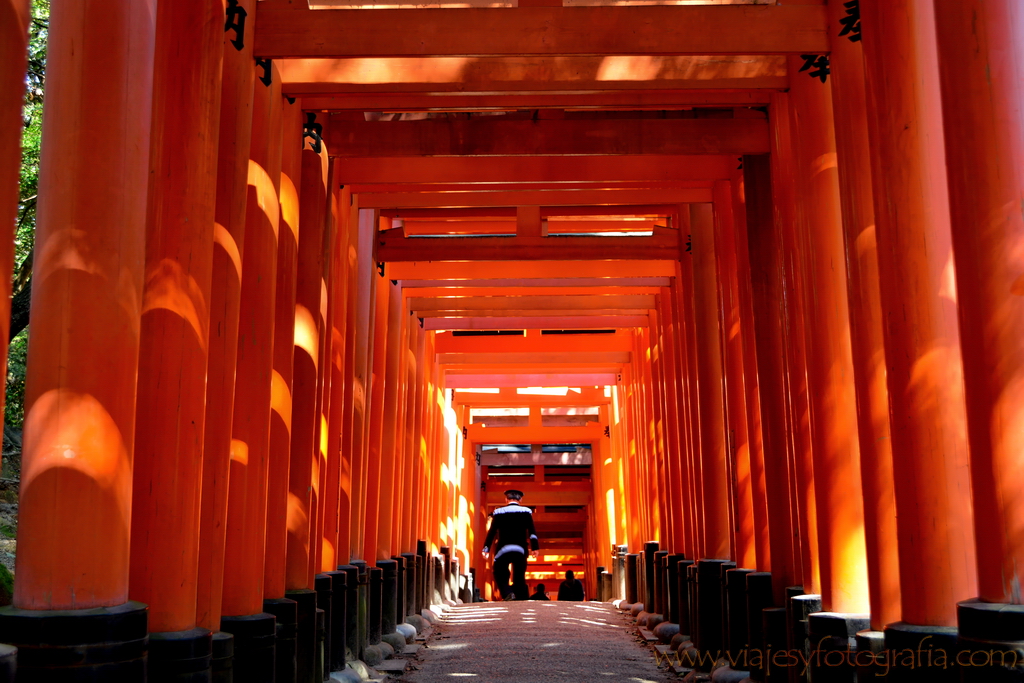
741;154;797;604
278;55;787;96
286;138;330;591
787;55;870;615
223;67;283;617
264;98;302;599
690;203;731;560
826;0;901;628
712;182;755;570
197;0;257;632
0;0;28;390
15;0;155;610
861;0;977;626
326;118;768;158
255;5;828;58
300;91;775;111
934;0;1024;607
129;0;224;634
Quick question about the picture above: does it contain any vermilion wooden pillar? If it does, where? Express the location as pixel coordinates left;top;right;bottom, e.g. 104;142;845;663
129;0;223;643
933;0;1024;605
336;195;362;565
197;0;257;634
362;267;390;562
648;311;672;546
376;278;406;560
311;161;338;580
639;327;662;543
741;154;798;605
286;128;330;592
657;290;689;554
667;278;697;558
727;171;770;571
826;0;901;631
712;182;756;570
690;203;731;560
787;56;870;616
12;0;154;613
222;63;283;621
322;181;352;572
0;0;27;380
264;97;302;599
770;93;817;596
860;0;978;639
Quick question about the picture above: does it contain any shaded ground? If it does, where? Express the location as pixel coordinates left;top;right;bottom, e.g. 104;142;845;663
405;601;670;683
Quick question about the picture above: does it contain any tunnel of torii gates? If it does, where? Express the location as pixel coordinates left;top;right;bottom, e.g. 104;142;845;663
1;0;1024;682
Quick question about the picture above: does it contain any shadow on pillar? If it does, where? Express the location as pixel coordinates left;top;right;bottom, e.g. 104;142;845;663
0;601;147;681
263;597;297;683
220;612;276;683
284;589;317;683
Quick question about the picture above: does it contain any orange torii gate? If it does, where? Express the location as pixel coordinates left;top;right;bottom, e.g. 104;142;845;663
0;0;1022;682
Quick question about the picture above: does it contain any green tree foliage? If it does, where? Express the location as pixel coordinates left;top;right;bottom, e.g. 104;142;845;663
7;0;49;431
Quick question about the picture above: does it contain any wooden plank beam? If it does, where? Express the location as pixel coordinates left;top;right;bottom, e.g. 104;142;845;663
325;117;769;157
486;491;591;506
298;90;776;111
333;155;737;185
277;55;787;94
255;5;829;58
407;286;662;297
361;188;708;208
380;237;680;261
448;373;618;387
400;277;672;288
386;260;677;280
419;309;650;318
424;315;649;330
409;294;656;311
434;329;630;354
438;352;631;365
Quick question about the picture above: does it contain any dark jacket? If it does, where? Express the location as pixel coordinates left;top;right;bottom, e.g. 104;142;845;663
558;578;585;601
483;502;539;559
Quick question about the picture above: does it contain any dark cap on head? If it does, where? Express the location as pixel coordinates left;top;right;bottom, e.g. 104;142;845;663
504;489;524;500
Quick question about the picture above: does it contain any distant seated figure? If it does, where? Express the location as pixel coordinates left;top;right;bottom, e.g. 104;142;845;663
557;570;585;601
528;583;549;600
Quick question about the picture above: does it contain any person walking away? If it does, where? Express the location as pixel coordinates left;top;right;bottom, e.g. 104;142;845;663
482;489;539;600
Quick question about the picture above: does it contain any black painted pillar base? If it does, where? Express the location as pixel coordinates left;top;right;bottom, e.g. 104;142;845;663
431;556;444;606
761;607;787;683
314;573;332;679
744;572;773;683
725;568;755;661
654;550;669;618
883;621;960;683
958;599;1024;683
324;569;347;672
220;613;276;683
314;608;325;683
855;630;886;680
286;589;318;683
675;559;694;636
695;558;730;658
378;560;398;636
718;561;737;654
211;631;232;683
642;542;659;614
625;553;640;606
787;592;820;683
0;601;146;682
148;627;213;683
416;540;429;614
338;565;360;665
400;553;418;618
263;597;297;683
806;612;870;683
368;567;383;646
392;556;406;621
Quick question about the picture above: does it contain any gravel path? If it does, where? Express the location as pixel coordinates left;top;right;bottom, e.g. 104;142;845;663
405;602;671;683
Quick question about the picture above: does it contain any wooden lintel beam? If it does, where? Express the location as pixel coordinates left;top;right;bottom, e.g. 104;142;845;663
417;308;650;318
255;5;829;58
386;260;677;280
399;277;672;288
434;331;630;354
409;294;655;312
362;189;707;209
278;55;787;94
333;155;736;185
447;373;618;388
439;352;630;365
298;91;776;112
325;117;769;157
424;315;649;331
